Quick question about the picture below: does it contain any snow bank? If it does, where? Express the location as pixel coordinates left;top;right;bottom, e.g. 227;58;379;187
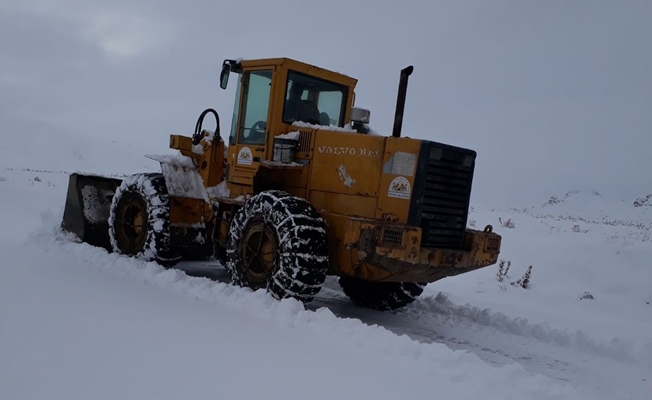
10;212;588;400
437;205;652;361
275;131;300;140
0;115;159;175
414;293;648;364
207;180;230;198
536;189;650;221
633;194;652;208
291;120;357;133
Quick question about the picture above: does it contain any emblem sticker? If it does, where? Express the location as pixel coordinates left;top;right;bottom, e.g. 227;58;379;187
388;176;410;199
237;147;253;165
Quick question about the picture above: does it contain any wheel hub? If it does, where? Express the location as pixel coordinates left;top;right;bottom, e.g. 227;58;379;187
116;195;148;254
240;220;278;286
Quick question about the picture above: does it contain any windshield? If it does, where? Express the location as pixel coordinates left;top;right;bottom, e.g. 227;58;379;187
283;71;348;127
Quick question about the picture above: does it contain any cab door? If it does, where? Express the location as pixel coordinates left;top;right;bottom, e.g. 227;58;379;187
228;68;275;193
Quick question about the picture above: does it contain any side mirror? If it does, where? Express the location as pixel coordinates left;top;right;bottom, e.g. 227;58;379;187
220;63;230;90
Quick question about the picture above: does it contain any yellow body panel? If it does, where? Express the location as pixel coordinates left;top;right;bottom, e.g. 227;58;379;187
167;132;224;227
169;197;209;227
309;131;384;197
169;133;226;193
309;192;377;219
375;137;422;223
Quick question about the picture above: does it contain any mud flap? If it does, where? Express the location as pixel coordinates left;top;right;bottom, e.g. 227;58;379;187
60;173;123;251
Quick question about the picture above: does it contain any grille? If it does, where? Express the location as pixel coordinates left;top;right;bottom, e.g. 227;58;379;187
417;142;475;249
297;130;312;153
382;229;403;246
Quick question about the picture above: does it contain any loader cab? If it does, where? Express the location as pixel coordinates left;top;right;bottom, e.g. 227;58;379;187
222;60;354;144
220;57;358;196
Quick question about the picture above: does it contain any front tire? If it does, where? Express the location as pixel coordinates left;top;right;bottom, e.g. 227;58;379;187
108;173;180;266
225;190;329;304
338;277;426;311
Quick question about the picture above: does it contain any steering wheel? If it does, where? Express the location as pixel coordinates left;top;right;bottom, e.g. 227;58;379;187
250;120;266;135
246;120;266;143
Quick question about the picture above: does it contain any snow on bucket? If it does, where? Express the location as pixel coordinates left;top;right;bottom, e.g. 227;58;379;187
273;132;299;163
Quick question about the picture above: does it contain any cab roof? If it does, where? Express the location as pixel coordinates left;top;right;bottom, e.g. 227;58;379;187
238;57;358;89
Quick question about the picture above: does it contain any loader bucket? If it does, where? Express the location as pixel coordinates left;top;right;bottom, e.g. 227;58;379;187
60;173;123;251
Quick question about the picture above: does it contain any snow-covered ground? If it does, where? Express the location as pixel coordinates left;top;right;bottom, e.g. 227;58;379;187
1;119;650;399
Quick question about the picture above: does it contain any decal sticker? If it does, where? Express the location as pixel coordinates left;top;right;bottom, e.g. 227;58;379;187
337;164;356;188
317;146;381;158
237;147;253;165
388;176;410;199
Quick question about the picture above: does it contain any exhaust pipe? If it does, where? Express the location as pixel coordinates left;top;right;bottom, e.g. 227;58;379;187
392;65;414;138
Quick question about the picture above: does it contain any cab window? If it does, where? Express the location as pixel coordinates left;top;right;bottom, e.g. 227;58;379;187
238;69;273;145
282;71;348;127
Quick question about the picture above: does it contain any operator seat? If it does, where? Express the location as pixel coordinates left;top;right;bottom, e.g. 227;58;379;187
319;112;331;126
294;100;321;125
284;82;305;121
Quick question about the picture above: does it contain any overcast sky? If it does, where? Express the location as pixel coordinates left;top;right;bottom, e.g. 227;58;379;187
1;0;650;206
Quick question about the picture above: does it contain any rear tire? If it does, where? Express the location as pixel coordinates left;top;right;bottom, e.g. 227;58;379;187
108;173;180;266
225;190;329;304
338;277;426;311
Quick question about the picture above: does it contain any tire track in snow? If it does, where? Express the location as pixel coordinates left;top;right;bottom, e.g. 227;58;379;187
177;260;650;368
310;280;651;400
176;260;650;399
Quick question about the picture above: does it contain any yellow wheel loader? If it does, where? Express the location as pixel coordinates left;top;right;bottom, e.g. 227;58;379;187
61;57;501;310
